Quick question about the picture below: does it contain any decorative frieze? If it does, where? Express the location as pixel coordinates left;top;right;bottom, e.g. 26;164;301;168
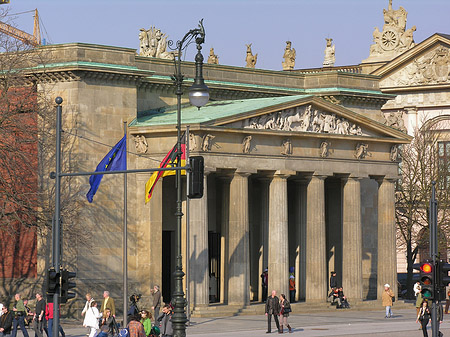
134;135;148;154
201;134;215;152
243;105;364;136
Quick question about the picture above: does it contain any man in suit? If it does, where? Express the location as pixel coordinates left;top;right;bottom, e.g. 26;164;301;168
100;291;115;317
151;286;161;320
265;290;281;333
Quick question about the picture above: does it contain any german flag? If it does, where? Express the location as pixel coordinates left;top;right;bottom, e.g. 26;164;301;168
145;133;186;204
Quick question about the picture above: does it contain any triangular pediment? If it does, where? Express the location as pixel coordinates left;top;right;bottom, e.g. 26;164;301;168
209;96;410;141
372;33;450;88
130;95;411;142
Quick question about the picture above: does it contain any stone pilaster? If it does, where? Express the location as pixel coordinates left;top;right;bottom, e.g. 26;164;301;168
342;177;363;301
228;172;251;306
294;180;307;301
268;173;289;297
306;175;327;302
189;173;209;307
377;178;397;300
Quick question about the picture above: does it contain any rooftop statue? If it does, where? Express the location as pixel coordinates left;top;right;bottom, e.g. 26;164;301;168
245;43;258;68
139;26;175;60
323;38;335;67
207;47;219;65
282;41;296;70
363;0;416;63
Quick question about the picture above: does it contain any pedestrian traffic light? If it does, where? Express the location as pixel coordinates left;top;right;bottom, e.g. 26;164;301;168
419;261;435;300
60;269;76;303
438;260;450;287
46;267;60;296
188;156;204;199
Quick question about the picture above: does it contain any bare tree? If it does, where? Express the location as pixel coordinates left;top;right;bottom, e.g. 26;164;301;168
396;117;450;299
0;8;86;302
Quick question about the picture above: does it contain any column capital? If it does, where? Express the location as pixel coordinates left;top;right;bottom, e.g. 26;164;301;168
373;176;397;185
303;173;328;182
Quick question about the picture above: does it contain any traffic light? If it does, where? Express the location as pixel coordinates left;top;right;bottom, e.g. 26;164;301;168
60;269;76;303
46;268;60;296
419;261;435;300
438;260;450;287
188;156;204;199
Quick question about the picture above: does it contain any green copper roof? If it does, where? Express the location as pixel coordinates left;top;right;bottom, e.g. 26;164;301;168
129;95;312;127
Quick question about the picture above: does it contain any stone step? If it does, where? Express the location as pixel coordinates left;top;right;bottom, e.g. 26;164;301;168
190;300;416;317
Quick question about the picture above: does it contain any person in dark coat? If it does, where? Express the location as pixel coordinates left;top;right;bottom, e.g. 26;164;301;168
265;290;281;333
0;306;13;337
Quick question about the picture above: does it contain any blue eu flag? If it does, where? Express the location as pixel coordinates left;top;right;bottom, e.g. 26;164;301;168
86;135;127;203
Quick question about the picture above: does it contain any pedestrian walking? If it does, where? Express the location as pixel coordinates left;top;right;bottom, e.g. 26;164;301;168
151;286;161;320
381;284;395;318
45;303;65;337
416;300;431;337
265;290;281;334
82;294;95;335
101;309;116;337
84;301;101;337
33;293;46;337
11;293;29;337
415;289;423;329
0;306;13;337
279;294;292;333
288;269;295;304
100;292;115;317
445;289;450;314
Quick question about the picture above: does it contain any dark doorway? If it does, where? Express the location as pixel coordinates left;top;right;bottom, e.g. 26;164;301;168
162;230;174;303
208;231;220;302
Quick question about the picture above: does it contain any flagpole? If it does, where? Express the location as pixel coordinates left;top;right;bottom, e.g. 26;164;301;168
123;121;128;328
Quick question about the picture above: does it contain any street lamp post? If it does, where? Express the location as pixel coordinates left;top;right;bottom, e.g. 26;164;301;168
169;20;209;337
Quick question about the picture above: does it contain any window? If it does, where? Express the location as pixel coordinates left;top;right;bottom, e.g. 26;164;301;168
437;141;450;189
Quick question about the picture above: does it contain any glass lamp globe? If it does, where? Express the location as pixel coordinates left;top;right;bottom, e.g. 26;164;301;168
189;83;209;108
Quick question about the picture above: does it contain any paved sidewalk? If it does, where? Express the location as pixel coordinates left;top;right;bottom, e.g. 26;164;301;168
14;308;450;336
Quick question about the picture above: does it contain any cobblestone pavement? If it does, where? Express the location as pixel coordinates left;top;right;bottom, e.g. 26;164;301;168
14;309;450;336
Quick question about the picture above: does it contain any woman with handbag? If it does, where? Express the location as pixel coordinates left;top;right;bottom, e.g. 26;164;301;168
279;294;292;333
416;300;431;337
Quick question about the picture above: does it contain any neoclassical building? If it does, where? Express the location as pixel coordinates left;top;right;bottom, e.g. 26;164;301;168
9;0;448;316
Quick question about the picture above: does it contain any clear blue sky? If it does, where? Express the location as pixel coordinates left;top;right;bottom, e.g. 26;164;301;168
6;0;450;70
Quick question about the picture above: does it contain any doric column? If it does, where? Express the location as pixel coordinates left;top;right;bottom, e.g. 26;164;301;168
306;175;327;302
219;176;230;304
377;178;397;300
294;180;307;301
268;173;289;297
228;172;251;306
189;172;209;307
148;175;163;293
342;177;363;301
258;178;270;302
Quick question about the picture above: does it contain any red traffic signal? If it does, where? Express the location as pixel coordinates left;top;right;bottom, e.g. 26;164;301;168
421;263;433;274
419;261;435;300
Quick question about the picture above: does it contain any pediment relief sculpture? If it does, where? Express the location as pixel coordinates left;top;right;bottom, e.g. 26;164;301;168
242;105;364;136
381;46;450;87
139;26;175;60
365;0;415;62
